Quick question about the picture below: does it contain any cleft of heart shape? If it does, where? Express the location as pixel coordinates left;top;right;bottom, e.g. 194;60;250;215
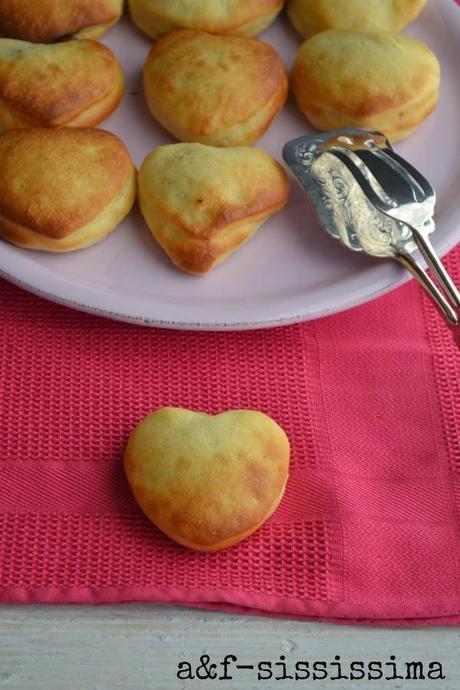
124;407;291;552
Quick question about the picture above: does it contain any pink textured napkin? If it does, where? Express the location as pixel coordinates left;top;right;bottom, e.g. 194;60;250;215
1;241;460;625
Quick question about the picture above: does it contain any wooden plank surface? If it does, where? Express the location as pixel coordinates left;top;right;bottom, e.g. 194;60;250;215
0;606;459;689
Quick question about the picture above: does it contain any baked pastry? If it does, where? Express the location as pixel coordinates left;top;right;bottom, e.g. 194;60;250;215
138;143;290;274
124;407;291;552
0;39;124;129
128;0;284;39
0;0;123;43
291;31;440;142
143;30;288;147
0;128;136;252
287;0;426;38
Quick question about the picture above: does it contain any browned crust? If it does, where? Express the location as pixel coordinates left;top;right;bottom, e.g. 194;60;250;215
123;409;290;552
158;162;289;239
0;169;136;250
292;56;434;119
0;0;123;43
290;31;440;141
135;478;289;552
292;64;424;120
0;128;134;238
0;40;124;128
288;0;426;35
51;71;124;127
143;29;288;145
129;0;283;36
138;144;290;274
154;205;287;275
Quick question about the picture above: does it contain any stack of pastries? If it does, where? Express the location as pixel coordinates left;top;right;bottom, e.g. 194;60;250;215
135;1;291;272
0;0;135;251
0;0;440;268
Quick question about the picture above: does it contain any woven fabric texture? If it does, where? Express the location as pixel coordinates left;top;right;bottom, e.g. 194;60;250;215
1;241;460;624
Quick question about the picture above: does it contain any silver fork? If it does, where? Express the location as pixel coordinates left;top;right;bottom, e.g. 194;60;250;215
283;128;460;341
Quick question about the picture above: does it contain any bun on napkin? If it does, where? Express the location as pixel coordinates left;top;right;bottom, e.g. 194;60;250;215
128;0;284;39
124;407;291;552
137;142;290;274
0;39;124;130
143;29;288;147
291;30;440;142
0;0;124;43
0;128;136;252
287;0;426;38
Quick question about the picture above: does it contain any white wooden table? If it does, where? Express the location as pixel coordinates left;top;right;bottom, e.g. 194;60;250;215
1;606;459;689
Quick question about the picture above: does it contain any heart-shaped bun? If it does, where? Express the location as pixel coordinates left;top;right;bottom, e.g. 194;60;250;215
0;128;136;252
128;0;284;39
143;30;288;147
287;0;426;38
0;0;123;43
138;143;290;274
0;39;124;130
291;31;440;142
124;408;290;552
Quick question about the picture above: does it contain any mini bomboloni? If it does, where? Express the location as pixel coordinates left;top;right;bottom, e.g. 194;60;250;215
128;0;284;39
287;0;426;38
143;30;288;147
0;39;124;129
124;407;291;552
0;128;136;252
137;143;290;275
291;30;440;142
0;0;124;43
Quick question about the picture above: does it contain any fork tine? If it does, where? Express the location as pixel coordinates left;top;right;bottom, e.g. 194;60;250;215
335;144;460;313
325;148;392;213
373;147;434;201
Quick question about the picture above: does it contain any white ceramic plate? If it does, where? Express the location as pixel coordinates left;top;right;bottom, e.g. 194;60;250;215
0;0;459;330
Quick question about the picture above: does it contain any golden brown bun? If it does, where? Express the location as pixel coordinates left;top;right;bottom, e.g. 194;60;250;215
138;143;290;274
124;407;291;552
0;128;136;252
128;0;284;38
287;0;426;38
143;30;288;147
0;39;124;130
0;0;123;43
291;31;440;142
